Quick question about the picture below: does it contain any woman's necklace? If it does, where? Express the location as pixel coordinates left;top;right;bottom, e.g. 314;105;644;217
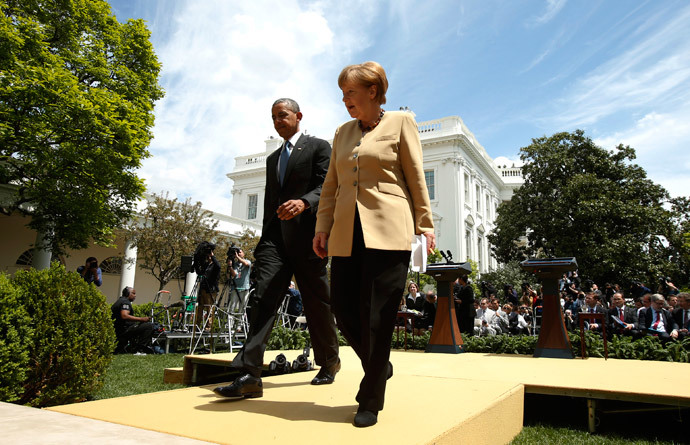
359;109;385;134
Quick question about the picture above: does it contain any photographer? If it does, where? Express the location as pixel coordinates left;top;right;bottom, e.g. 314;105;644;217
193;241;221;330
77;256;102;287
112;287;154;354
228;247;252;313
657;277;679;297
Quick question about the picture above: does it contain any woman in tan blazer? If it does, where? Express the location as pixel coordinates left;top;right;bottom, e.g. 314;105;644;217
313;61;435;427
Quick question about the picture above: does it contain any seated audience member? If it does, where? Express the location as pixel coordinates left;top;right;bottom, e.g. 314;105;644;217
671;292;690;339
405;282;424;311
415;290;437;332
518;305;533;327
571;291;585;313
474;298;496;336
578;292;606;332
636;293;652;317
607;292;639;337
489;298;509;334
112;287;154;354
563;309;576;332
284;282;304;328
667;294;678;311
77;256;102;287
505;303;528;335
638;294;678;342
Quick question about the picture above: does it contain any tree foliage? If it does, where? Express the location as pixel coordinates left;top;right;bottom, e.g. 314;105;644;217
126;193;221;291
0;0;163;253
488;130;686;287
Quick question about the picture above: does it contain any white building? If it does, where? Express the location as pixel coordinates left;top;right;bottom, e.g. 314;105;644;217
227;112;524;274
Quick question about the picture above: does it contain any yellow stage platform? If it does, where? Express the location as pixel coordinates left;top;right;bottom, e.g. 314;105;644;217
45;347;690;445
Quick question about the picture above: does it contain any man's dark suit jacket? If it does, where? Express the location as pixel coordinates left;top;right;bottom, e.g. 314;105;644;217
607;305;639;335
262;134;330;255
576;304;606;331
672;307;689;331
232;133;338;376
638;307;678;334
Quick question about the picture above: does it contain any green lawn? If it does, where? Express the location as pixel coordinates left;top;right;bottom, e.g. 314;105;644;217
95;354;687;444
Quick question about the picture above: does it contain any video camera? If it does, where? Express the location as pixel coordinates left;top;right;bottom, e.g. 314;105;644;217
268;353;291;375
227;244;241;268
291;346;313;372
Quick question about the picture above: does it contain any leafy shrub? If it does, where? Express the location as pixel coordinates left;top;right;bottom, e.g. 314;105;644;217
389;326;690;363
267;326;311;350
0;274;33;402
5;263;115;407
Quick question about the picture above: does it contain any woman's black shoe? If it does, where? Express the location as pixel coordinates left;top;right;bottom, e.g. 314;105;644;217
353;410;378;427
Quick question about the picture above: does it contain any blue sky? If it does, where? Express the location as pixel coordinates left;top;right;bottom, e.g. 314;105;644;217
108;0;690;212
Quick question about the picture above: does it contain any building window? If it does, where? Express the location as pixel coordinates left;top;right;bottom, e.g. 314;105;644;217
15;249;64;267
100;256;123;274
464;174;470;201
465;229;472;260
424;170;435;200
475;185;480;210
477;234;483;272
485;195;490;219
247;194;258;220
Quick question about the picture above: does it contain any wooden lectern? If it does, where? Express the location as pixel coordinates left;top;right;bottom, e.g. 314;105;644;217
520;257;578;359
424;262;472;353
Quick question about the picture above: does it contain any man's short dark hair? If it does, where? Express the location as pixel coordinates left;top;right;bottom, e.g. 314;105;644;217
272;98;300;113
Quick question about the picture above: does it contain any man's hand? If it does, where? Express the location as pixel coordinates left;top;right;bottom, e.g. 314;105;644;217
277;199;307;220
313;232;329;259
671;329;679;339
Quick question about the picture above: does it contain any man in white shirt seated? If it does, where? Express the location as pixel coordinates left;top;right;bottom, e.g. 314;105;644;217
473;298;496;336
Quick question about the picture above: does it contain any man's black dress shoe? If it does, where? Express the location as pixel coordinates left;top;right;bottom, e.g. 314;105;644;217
353;409;378;427
311;359;341;385
212;373;263;398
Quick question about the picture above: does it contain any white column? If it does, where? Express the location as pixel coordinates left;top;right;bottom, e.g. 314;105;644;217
118;239;138;291
31;230;52;270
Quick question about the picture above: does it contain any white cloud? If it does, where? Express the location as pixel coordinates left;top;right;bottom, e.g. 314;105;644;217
594;109;690;198
527;0;567;27
543;6;690;129
138;0;378;213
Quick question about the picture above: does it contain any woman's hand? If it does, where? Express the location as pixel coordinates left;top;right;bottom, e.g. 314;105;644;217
313;232;329;259
423;232;436;255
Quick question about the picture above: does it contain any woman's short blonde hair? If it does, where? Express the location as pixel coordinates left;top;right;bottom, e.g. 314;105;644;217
338;61;388;105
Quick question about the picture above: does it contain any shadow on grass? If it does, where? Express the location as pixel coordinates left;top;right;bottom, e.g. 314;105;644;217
512;394;688;445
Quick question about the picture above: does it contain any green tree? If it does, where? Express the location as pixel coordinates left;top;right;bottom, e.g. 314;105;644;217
0;0;163;254
488;130;675;287
481;261;534;301
126;193;221;291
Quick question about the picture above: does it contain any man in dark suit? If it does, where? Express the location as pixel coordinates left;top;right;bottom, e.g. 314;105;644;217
638;294;679;342
214;98;340;399
607;292;639;338
454;275;475;335
671;292;690;339
577;292;606;332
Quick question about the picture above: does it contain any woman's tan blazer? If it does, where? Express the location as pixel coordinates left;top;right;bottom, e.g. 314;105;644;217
315;111;434;257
